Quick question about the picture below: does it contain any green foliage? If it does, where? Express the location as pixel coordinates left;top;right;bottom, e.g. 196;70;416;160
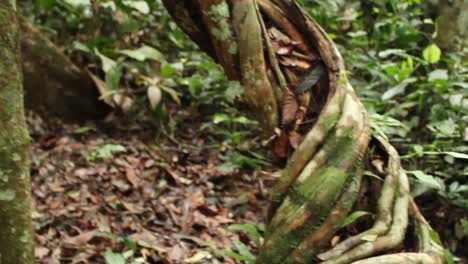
309;0;467;213
85;144;127;161
340;211;372;228
205;222;265;264
104;250;125;264
228;223;265;247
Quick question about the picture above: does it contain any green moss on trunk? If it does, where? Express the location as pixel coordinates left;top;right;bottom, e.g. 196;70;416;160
0;1;34;263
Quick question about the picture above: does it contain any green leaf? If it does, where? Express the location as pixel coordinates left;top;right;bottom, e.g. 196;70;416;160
422;44;441;64
443;152;468;160
225;81;243;103
116;46;166;62
122;1;150;14
429;229;442;245
95;49;117;73
72;41;91;53
428;69;448;82
406;170;441;189
443;249;455;264
213;113;230;124
381;82;406;100
228;223;262;247
64;0;90;8
38;0;56;8
378;49;406;58
233;116;257;125
105;65;122;91
233;240;256;264
341;211;372;228
104;250;125;264
87;144;127;161
121;237;137;252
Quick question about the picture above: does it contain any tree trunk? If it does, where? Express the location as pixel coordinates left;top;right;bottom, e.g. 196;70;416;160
425;0;467;51
162;1;446;263
0;1;34;263
19;16;110;121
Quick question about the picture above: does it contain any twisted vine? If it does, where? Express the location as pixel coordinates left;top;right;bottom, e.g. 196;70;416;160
161;0;446;263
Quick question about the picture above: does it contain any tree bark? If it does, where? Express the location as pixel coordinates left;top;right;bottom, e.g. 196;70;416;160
19;16;109;121
0;1;34;263
162;1;446;263
425;0;467;51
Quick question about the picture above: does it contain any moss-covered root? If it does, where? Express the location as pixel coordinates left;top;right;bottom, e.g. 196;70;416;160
0;2;34;264
318;136;400;261
351;253;441;264
319;137;444;264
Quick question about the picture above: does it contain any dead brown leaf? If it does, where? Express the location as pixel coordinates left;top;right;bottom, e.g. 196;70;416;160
126;167;140;187
63;230;97;247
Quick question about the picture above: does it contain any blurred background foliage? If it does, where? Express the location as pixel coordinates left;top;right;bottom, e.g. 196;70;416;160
19;0;467;256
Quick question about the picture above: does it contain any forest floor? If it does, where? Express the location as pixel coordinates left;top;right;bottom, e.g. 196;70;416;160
27;111;467;264
28;112;276;264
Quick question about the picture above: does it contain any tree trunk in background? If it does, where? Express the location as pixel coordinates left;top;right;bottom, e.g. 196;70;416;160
162;1;446;263
426;0;467;51
0;2;34;264
20;16;110;121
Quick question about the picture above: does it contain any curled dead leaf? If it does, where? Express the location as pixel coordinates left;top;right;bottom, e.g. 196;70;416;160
113;94;134;113
281;88;299;126
147;85;162;110
63;230;97;247
275;129;289;158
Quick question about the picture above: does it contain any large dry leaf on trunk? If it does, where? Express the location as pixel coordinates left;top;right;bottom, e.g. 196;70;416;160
294;63;326;95
291;50;319;62
268;27;296;46
275;129;290;158
279;56;311;70
281;88;299;126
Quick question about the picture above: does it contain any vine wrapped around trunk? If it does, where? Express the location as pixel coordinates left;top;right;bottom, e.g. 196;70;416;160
162;1;446;263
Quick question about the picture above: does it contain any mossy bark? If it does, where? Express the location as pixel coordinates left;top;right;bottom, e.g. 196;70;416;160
0;1;34;264
19;17;109;121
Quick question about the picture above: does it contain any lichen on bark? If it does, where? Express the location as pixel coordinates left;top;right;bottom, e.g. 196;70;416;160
0;1;34;263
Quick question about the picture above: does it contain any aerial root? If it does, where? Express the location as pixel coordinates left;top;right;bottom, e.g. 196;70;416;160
351;253;441;264
317;137;399;261
318;137;444;264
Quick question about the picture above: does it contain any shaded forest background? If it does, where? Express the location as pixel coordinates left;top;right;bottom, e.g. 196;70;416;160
13;0;468;263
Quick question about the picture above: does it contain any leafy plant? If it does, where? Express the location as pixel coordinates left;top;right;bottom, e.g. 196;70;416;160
205;222;265;264
86;144;127;161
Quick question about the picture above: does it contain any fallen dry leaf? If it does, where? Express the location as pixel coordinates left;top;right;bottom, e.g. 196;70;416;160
126;167;140;187
63;230;97;247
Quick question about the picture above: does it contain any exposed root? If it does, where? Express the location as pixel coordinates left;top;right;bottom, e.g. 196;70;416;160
351;253;441;264
318;138;444;264
318;137;399;261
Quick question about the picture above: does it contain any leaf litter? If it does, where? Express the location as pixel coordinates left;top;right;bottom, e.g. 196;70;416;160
28;112;277;264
